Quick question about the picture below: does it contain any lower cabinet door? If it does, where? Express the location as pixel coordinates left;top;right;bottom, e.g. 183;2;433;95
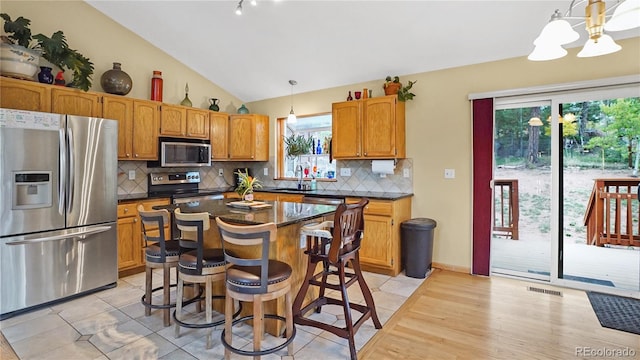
360;214;393;268
117;216;140;270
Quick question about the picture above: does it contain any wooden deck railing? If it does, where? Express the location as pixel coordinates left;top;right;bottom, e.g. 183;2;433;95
493;179;519;240
583;178;640;247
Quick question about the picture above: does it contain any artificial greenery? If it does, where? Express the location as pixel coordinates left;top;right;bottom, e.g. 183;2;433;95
234;169;262;198
384;75;417;102
284;132;314;158
1;13;94;91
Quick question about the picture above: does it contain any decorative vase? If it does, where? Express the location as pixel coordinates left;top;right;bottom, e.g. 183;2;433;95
100;62;133;95
237;104;249;114
37;66;54;84
180;83;192;107
150;70;163;101
209;98;220;112
243;193;254;202
54;71;66;86
384;82;401;96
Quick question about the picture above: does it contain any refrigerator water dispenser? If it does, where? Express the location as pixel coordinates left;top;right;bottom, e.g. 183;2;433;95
13;172;52;209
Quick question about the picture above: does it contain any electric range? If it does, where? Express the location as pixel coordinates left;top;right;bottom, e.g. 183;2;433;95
147;171;225;204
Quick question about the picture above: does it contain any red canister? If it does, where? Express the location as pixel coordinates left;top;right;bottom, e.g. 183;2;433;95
151;70;163;101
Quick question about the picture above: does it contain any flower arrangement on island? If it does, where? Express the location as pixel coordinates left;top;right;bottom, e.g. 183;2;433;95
235;169;262;201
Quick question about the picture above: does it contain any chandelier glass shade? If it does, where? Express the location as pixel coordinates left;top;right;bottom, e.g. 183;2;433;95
287;80;297;124
529;0;640;61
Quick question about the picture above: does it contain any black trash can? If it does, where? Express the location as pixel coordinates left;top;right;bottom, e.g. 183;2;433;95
401;218;437;278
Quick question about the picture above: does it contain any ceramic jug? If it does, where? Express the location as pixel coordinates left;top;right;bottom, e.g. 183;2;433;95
209;98;220;112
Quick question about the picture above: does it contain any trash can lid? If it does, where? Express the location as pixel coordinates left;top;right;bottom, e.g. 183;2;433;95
402;218;437;230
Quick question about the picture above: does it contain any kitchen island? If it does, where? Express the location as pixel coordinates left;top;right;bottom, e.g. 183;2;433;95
159;199;337;336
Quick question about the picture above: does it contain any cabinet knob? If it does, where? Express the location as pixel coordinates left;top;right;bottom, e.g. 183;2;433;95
364;152;367;156
135;154;139;157
124;208;128;213
133;218;138;223
126;153;130;157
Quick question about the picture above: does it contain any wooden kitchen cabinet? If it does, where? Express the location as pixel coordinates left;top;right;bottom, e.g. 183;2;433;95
210;112;229;160
346;196;412;276
160;104;210;139
228;114;269;161
52;87;102;117
103;96;159;160
117;198;170;277
0;77;51;112
332;95;405;159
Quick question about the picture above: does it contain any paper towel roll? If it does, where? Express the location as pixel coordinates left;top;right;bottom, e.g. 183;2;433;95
371;160;395;174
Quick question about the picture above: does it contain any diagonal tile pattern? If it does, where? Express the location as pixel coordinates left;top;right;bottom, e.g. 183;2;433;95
1;270;427;359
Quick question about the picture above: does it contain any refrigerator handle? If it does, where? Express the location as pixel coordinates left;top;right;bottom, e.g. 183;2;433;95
59;128;66;216
67;127;75;214
5;225;113;245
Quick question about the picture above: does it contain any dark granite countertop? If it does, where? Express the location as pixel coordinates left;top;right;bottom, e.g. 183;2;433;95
120;186;412;203
155;199;336;228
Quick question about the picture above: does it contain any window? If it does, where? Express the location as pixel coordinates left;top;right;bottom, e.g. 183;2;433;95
277;113;336;180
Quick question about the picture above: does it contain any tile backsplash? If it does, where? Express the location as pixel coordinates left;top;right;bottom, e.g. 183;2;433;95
117;159;413;196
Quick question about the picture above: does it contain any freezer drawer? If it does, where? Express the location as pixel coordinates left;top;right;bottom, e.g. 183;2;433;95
0;224;118;318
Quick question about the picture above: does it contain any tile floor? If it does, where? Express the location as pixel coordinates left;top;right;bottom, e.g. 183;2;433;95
1;269;426;359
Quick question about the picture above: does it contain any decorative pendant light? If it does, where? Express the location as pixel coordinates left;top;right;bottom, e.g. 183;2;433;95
287;80;297;123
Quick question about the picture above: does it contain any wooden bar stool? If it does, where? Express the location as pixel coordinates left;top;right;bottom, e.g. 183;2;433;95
138;205;181;327
216;218;296;359
173;209;232;349
292;198;382;360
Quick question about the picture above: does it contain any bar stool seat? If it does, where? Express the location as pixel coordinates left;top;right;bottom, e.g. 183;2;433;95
138;205;182;327
173;208;241;349
292;198;382;360
216;218;296;359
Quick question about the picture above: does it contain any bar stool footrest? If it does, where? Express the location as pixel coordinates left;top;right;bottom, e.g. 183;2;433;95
295;296;373;338
221;314;296;357
172;295;243;329
141;283;203;310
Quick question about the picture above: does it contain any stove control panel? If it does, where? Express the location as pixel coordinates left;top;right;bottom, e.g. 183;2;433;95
149;171;200;185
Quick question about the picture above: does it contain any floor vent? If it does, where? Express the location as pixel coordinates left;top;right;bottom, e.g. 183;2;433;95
527;286;563;297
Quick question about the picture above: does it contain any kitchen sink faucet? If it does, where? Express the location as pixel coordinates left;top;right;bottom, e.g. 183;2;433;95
295;164;303;189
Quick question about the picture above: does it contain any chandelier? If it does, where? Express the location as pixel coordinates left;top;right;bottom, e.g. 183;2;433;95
528;0;640;61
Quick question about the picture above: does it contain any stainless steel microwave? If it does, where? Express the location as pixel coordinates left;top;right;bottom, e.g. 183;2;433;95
156;137;211;167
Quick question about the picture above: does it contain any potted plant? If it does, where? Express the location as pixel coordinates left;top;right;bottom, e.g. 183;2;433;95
383;75;417;102
235;169;262;201
1;13;94;91
284;132;314;159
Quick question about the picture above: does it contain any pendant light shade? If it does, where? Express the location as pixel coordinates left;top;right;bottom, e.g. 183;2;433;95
287;80;297;123
605;0;640;31
577;34;622;57
534;10;580;46
528;43;568;61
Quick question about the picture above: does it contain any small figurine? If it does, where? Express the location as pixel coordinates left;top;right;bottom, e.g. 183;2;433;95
54;71;65;86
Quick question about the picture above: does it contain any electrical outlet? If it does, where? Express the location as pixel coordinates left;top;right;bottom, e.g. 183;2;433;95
128;170;135;180
403;169;410;178
263;168;268;176
444;168;456;179
380;173;387;178
340;167;351;177
218;169;223;176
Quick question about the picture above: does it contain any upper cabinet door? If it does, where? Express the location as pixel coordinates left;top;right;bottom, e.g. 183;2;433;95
332;101;361;158
0;77;51;112
159;105;186;137
186;109;210;138
228;115;255;159
362;96;396;157
132;100;159;160
210;112;229;160
103;95;134;160
52;88;102;117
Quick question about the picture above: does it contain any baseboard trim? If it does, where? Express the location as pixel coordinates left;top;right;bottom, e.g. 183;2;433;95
432;262;470;274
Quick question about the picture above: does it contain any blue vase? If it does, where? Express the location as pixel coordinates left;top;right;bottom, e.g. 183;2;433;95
37;66;53;84
237;104;249;114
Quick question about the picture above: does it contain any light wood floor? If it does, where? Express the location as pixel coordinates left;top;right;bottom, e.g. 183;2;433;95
359;269;639;359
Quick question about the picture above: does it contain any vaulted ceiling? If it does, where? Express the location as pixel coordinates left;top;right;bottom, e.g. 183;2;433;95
86;0;640;102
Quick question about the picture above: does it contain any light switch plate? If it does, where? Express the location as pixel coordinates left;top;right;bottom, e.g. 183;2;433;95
340;168;351;176
218;169;224;176
128;170;135;180
403;169;410;178
444;168;456;179
263;167;268;176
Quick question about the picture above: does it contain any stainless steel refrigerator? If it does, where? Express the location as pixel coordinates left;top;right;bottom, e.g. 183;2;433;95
0;108;118;319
